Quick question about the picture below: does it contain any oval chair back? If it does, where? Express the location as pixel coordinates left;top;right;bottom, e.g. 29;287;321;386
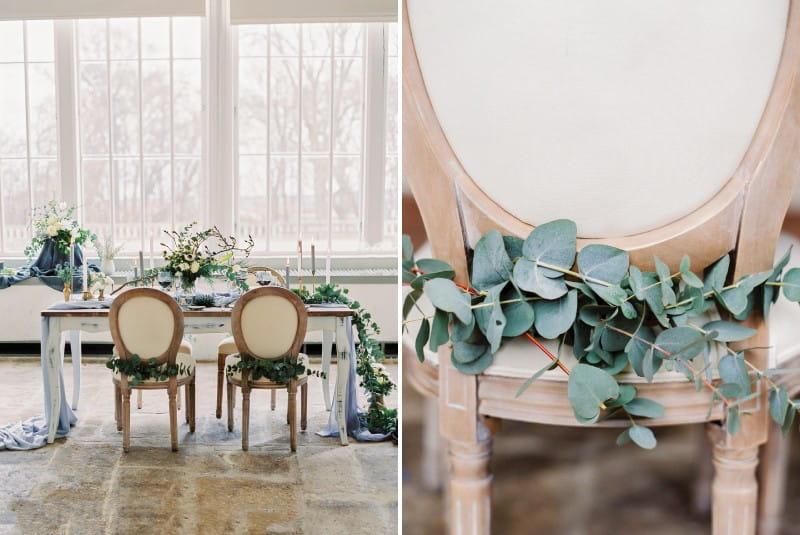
231;286;307;361
246;266;287;287
109;288;184;365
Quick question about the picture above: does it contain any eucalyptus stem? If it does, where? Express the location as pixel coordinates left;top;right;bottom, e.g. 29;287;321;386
603;324;731;406
622;272;681;303
664;283;741;310
470;295;542;309
535;260;611;287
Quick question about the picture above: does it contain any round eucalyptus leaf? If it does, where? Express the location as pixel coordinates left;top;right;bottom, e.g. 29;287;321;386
503;235;524;262
782;268;800;302
414;318;430;363
450;313;476;342
717;287;748;315
629;425;657;449
606;384;637;408
485;284;507;353
703;254;730;293
726;407;741;436
471;231;513;291
623;397;665;419
719;354;751;396
513;258;568;299
452;341;489;364
616;428;632;446
501;287;535;337
424;278;472;324
451;345;493;374
701;320;756;342
533;290;577;339
624;324;655;378
429;309;450;352
567;363;620;423
654;326;704;360
578;244;629;287
416;258;455;278
521;219;577;277
770;387;789;426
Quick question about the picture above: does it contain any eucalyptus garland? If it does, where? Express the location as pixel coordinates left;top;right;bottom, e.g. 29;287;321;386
403;219;800;449
106;354;192;386
295;284;397;439
226;354;321;383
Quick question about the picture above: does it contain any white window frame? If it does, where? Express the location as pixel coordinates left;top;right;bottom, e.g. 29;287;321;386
0;2;397;260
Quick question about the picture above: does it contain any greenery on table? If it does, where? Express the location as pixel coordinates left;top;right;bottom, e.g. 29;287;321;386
403;219;800;449
160;222;254;290
56;264;75;287
226;354;322;383
295;283;397;440
191;293;217;307
25;201;95;259
106;354;193;386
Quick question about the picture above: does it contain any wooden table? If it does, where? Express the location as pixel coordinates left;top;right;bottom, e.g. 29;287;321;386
40;304;356;445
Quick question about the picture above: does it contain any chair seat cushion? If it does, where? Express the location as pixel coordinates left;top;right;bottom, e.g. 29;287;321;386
225;353;309;385
404;234;800;383
112;351;196;383
217;335;237;355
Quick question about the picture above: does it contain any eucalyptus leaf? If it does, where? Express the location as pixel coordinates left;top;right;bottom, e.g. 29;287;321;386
565;280;597;301
429;309;450;352
624;398;665;419
513;258;568;299
625;325;656;378
593;284;629;307
415;318;430;362
704;254;730;293
782;404;796;437
620;300;637;319
629;266;646;300
402;289;421;321
616;428;632;446
501;287;535;337
485;284;507;353
654;326;705;360
727;407;741;435
425;278;472;324
451;346;493;374
503;236;524;261
402;234;414;266
578;244;629;293
719;354;751;396
572;320;591;359
416;258;455;279
471;231;514;291
521;219;577;277
629;425;657;449
717;383;742;398
654;257;676;306
717;287;748;315
533;290;577;339
606;384;637;408
770;387;789;425
452;341;489;364
567;364;620;423
578;304;616;327
737;269;772;295
782;268;800;302
451;313;476;342
701;320;756;342
515;360;558;398
601;315;639;352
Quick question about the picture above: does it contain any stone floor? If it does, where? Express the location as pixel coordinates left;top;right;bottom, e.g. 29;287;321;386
402;373;800;535
0;358;398;535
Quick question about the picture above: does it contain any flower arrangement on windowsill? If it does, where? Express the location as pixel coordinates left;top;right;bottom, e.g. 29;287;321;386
295;283;397;441
25;201;95;259
404;219;800;450
161;222;254;292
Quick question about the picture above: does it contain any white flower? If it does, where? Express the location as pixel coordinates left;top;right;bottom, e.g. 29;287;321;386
232;264;241;272
47;216;58;226
175;271;182;278
180;263;189;272
190;261;200;274
58;201;67;210
46;224;58;237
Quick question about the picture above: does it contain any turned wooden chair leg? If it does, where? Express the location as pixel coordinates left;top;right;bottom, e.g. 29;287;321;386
177;387;182;411
242;382;251;451
758;422;792;535
706;423;760;535
136;389;142;410
122;385;131;453
114;384;122;432
288;381;298;452
271;389;277;411
422;396;445;491
189;379;196;433
216;352;226;418
448;434;493;535
227;380;235;432
168;380;178;452
301;382;308;431
185;383;190;424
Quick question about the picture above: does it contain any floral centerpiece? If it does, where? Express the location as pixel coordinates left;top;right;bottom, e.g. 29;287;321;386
161;222;254;292
89;273;114;299
25;201;95;260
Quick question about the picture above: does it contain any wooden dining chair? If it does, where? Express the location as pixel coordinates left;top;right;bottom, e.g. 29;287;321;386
215;267;286;419
403;1;800;533
225;286;309;451
109;288;196;452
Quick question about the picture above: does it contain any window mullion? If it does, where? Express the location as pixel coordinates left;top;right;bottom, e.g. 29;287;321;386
105;19;116;243
169;18;175;231
297;27;303;245
361;23;387;247
137;18;145;254
265;26;272;252
54;21;80;216
22;22;34;218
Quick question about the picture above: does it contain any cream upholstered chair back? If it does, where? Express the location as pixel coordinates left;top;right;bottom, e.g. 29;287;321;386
231;286;307;360
404;0;800;277
109;288;184;365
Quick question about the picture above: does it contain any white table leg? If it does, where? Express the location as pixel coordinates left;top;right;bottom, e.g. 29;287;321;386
321;330;333;411
335;317;349;446
70;330;81;410
45;317;63;444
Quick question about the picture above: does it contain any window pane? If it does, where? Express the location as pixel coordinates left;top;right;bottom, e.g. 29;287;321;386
26;20;54;62
0;22;23;62
143;158;171;236
109;19;137;60
173;59;201;155
271;25;299;57
237;155;267;248
333;23;363;56
300;156;330;239
28;63;58;158
82;159;112;240
238;57;267;154
141;18;169;59
238;26;267;57
333;57;363;153
0;64;28;157
172;18;201;59
113;158;141;245
111;61;139;155
79;62;110;155
1;159;29;251
270;59;299;153
331;155;361;251
141;60;170;154
385;56;397;154
31;158;60;208
301;58;331;152
269;155;298;251
303;24;331;57
174;158;203;227
78;20;107;61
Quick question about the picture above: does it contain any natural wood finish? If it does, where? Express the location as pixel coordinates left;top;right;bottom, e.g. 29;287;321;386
403;0;800;532
108;288;196;452
226;286;310;452
247;265;287;287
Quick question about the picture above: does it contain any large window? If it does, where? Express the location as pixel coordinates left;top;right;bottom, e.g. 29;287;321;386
0;21;59;253
0;10;397;258
235;22;396;254
76;17;204;250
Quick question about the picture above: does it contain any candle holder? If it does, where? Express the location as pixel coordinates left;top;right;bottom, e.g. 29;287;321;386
312;269;316;293
82;290;93;301
298;270;303;292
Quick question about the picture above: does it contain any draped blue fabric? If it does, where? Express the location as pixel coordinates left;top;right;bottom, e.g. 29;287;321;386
0;240;98;291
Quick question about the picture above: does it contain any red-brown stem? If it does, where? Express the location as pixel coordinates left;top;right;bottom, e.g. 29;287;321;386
409;266;570;375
